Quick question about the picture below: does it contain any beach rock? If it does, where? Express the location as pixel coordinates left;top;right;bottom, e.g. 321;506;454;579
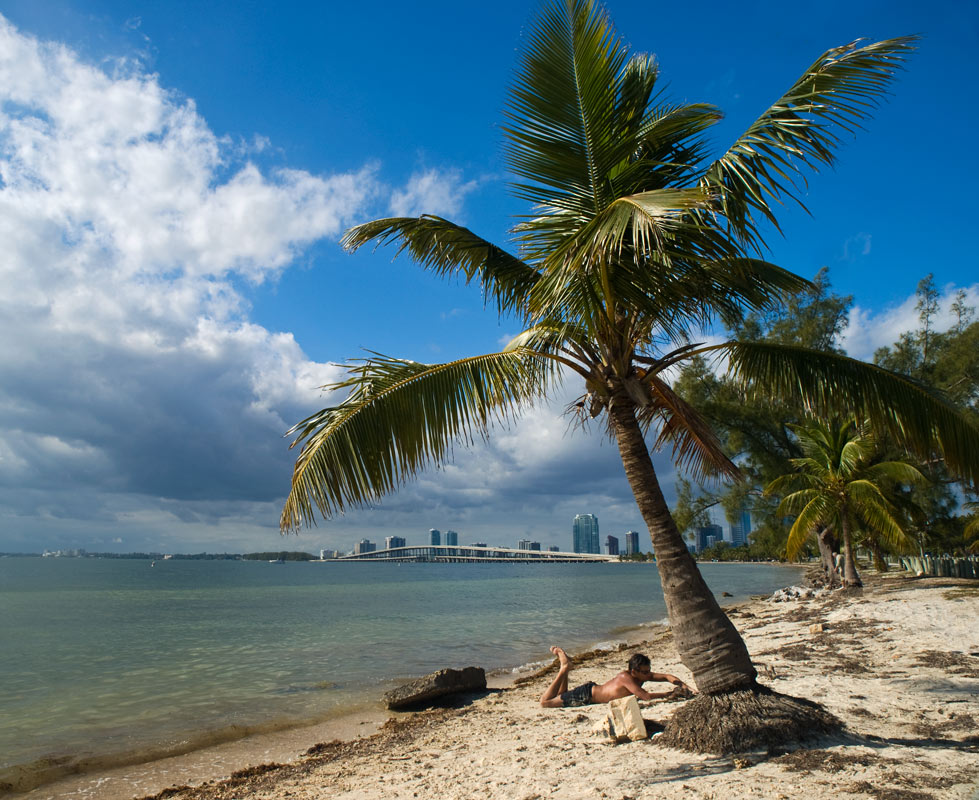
770;585;827;602
384;666;486;710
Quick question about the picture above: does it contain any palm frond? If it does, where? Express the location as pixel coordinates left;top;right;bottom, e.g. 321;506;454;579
341;216;538;316
848;482;913;550
701;36;918;250
281;349;558;531
862;460;927;487
963;501;979;543
724;341;979;488
640;373;741;483
503;0;630;214
764;472;817;496
780;492;836;559
542;187;713;273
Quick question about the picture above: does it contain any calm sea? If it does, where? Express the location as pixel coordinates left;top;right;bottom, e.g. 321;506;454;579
0;558;799;791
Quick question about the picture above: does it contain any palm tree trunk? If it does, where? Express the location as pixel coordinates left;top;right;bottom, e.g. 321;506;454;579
869;541;888;572
607;388;757;694
815;526;840;588
840;512;863;588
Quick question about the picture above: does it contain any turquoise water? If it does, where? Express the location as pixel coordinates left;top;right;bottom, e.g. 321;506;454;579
0;558;798;789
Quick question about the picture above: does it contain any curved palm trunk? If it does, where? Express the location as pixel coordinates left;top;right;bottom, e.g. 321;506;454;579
607;390;757;694
839;512;863;588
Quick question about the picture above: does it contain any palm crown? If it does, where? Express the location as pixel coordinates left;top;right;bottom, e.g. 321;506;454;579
282;0;979;727
766;419;925;563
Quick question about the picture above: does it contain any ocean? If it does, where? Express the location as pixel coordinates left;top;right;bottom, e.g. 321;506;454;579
0;557;800;793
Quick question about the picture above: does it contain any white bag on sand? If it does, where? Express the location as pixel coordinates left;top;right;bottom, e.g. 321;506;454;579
594;695;647;743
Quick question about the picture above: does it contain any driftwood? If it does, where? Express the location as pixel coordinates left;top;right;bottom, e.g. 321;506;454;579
384;667;487;710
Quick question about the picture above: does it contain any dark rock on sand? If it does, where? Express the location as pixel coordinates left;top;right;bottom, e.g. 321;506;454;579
384;667;487;710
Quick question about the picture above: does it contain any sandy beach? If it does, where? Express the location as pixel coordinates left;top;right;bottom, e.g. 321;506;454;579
29;572;979;800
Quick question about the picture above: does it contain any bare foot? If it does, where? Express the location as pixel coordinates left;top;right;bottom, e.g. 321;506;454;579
550;646;570;669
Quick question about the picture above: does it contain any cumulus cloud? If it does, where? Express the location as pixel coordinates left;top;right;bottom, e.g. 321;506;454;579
841;283;979;361
389;167;480;218
0;15;375;545
0;14;679;555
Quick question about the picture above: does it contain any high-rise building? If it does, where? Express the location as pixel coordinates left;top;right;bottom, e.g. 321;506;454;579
385;535;406;550
518;539;542;551
605;535;619;556
624;530;640;555
444;530;458;546
572;514;600;554
354;538;376;555
695;524;723;553
429;528;441;546
547;545;560;552
729;507;752;547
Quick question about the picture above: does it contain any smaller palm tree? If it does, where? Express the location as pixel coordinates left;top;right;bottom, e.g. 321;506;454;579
765;419;926;587
964;501;979;553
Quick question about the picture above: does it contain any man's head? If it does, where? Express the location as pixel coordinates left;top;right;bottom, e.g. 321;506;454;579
627;653;651;675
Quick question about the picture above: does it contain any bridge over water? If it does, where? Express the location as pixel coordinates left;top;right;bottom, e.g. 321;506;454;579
327;545;615;563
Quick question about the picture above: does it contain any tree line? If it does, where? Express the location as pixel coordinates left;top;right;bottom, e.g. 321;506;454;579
671;270;979;583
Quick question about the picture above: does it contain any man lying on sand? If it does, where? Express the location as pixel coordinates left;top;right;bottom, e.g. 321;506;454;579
539;647;694;708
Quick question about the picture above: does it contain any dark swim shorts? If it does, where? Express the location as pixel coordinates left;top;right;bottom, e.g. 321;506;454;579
560;681;596;707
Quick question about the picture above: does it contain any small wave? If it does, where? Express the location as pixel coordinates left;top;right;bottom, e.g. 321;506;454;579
268;681;339;695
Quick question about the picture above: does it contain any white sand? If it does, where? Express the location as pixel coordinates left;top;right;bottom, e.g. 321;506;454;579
28;573;979;800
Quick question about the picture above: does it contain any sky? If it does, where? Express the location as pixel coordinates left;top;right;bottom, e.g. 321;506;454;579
0;0;976;555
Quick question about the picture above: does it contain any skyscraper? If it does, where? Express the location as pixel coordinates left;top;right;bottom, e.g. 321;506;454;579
729;507;752;547
605;535;619;556
444;530;458;546
572;514;600;554
429;528;441;546
624;530;640;555
354;538;376;555
696;524;723;553
385;535;406;550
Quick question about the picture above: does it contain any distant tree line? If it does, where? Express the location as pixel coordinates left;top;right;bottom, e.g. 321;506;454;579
670;269;979;575
241;551;317;561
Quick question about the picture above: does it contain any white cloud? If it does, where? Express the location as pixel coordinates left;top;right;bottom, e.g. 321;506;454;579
841;231;872;261
389;167;479;218
0;14;681;555
841;283;979;361
0;14;373;544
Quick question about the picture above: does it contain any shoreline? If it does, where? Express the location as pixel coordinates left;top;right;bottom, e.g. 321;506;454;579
80;572;979;800
11;567;803;800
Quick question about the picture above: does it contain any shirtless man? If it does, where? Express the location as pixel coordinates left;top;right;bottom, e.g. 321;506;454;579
539;647;694;708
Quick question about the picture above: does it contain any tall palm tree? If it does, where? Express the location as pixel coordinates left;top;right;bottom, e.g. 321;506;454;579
283;0;979;750
766;420;926;586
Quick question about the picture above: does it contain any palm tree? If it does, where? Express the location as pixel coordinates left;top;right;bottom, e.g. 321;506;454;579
766;420;926;586
283;0;979;751
964;501;979;553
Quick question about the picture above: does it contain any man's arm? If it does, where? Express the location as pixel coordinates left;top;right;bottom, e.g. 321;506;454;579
650;672;693;690
619;672;658;701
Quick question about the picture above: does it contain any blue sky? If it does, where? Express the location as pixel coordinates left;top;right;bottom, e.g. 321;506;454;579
0;0;975;555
